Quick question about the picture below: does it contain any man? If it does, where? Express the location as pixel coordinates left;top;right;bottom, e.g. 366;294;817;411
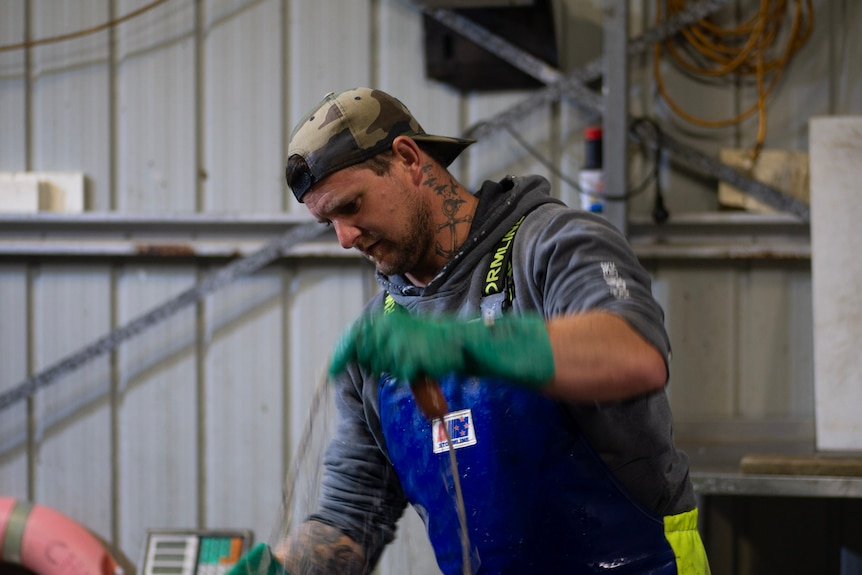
232;87;710;574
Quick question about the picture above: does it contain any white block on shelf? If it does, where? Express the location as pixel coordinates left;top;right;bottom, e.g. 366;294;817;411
0;173;42;213
42;171;85;213
810;116;862;452
0;171;85;213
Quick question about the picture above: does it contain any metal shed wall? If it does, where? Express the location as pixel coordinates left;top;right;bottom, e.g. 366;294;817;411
1;0;861;573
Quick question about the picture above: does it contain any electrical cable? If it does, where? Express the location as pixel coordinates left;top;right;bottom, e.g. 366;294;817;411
629;117;670;223
495;122;659;205
0;0;172;52
498;123;584;195
654;0;814;159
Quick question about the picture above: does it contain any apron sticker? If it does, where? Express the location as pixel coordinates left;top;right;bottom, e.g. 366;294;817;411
432;409;477;454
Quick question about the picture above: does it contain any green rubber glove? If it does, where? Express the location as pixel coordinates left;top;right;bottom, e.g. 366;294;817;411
226;543;287;575
330;307;555;389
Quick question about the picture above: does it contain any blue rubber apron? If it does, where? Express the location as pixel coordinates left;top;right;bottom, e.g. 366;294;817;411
378;212;678;573
379;373;678;574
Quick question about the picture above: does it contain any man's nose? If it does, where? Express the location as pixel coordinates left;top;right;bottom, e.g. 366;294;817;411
333;222;362;249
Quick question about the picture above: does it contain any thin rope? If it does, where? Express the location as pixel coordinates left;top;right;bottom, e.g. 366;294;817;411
0;0;173;52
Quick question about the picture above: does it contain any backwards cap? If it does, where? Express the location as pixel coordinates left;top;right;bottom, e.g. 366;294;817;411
286;87;475;202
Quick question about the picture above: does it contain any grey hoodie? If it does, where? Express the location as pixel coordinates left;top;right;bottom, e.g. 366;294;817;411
311;174;695;566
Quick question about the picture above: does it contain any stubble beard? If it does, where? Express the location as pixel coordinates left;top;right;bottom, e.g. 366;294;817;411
369;191;434;278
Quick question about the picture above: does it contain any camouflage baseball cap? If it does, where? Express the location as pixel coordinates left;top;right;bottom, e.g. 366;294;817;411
286;87;475;202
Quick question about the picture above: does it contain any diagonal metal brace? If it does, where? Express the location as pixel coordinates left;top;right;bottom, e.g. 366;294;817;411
0;222;328;412
629;123;811;220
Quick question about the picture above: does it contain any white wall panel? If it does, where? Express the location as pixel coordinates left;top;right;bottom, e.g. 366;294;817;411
465;91;548;187
654;260;815;424
736;264;814;418
117;266;199;557
377;0;440;93
0;0;27;171
30;0;112;210
31;264;114;540
810;116;862;452
204;270;287;538
377;0;465;164
0;264;29;499
284;261;371;521
116;0;197;212
660;265;738;417
204;0;285;212
0;265;28;398
286;0;374;107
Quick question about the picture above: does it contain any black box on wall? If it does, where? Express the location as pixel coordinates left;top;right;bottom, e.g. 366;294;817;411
422;0;558;92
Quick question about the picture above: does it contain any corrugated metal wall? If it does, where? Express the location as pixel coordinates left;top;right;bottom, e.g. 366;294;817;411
1;0;860;573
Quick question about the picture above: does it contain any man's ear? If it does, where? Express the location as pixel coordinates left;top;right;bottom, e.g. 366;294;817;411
390;136;424;181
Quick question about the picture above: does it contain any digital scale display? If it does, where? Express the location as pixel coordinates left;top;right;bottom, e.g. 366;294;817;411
142;529;252;575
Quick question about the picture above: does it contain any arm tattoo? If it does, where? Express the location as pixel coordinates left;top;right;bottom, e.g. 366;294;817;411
279;520;367;575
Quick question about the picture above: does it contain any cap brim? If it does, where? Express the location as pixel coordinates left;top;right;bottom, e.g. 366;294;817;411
412;134;476;167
